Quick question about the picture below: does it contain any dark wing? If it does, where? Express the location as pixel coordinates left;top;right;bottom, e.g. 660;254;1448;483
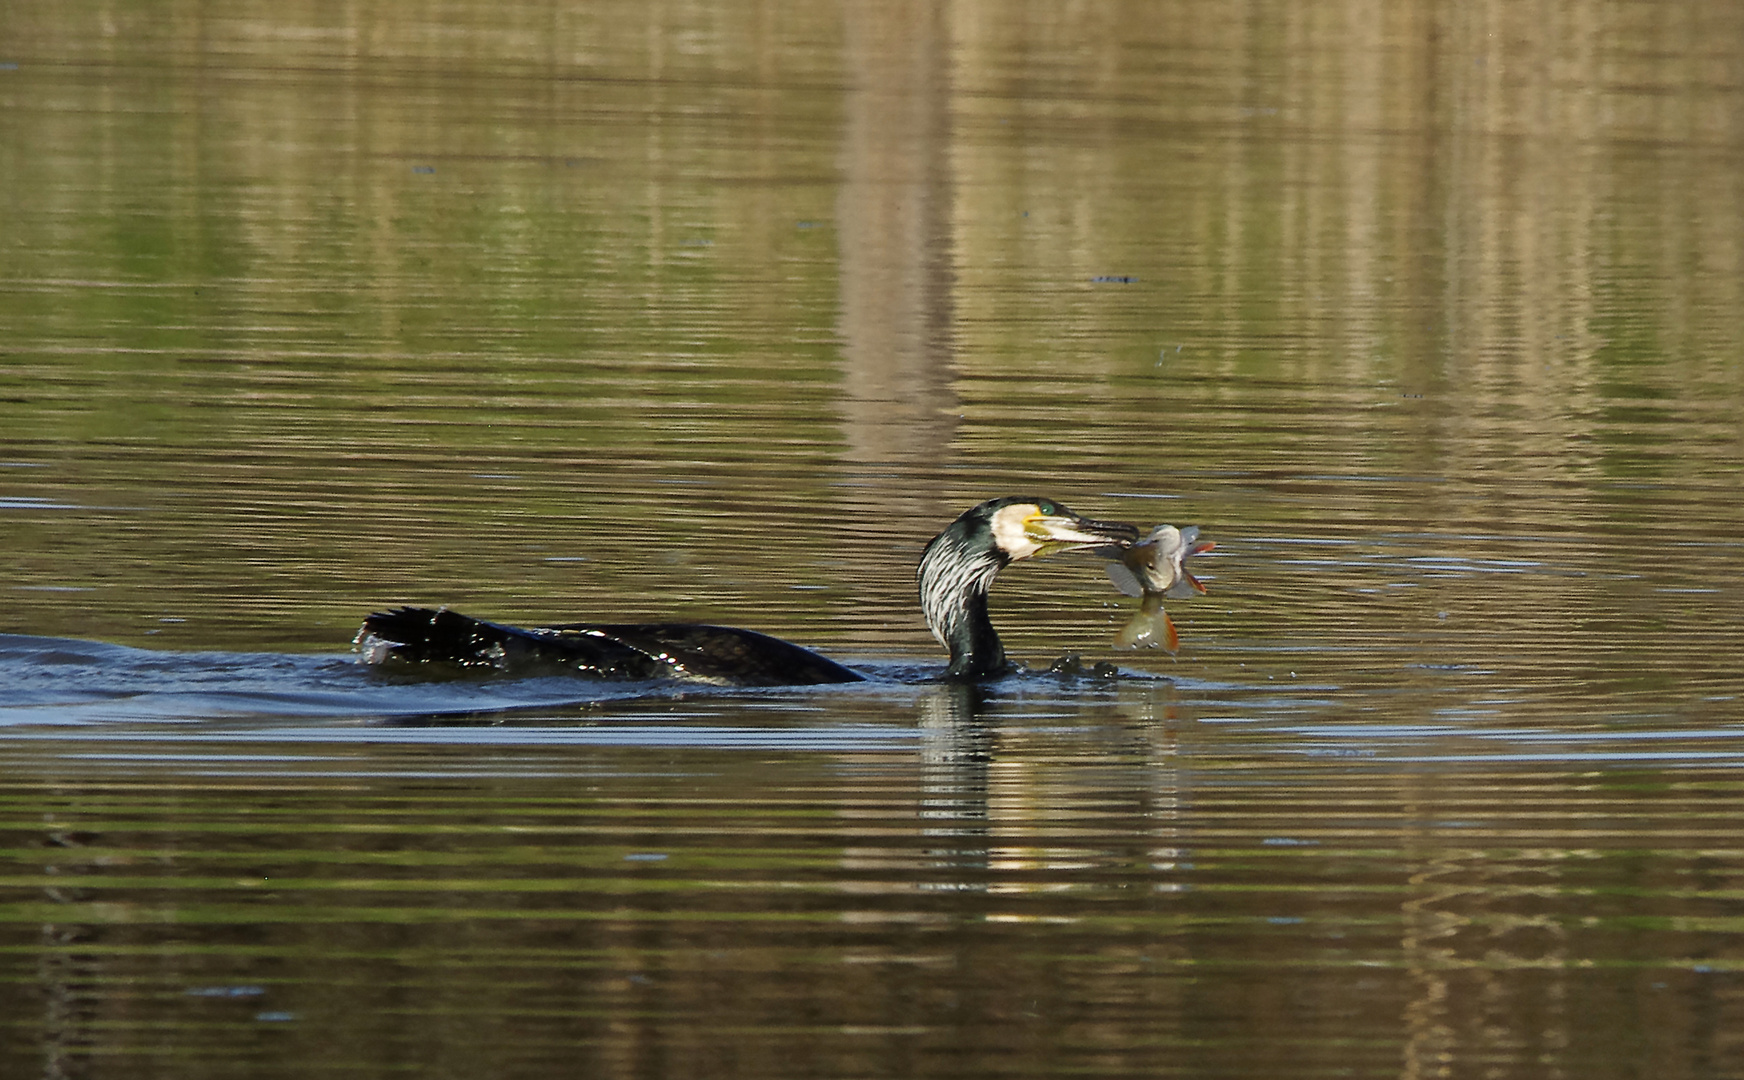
355;607;666;678
356;608;863;687
577;623;864;686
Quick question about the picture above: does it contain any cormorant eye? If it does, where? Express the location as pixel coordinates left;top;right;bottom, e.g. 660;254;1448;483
1037;502;1055;516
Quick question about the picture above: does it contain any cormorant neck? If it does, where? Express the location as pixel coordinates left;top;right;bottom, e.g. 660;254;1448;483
945;587;1008;679
918;528;1011;680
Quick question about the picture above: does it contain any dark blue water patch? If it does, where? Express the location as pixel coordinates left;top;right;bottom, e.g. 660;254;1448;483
0;633;744;724
4;632;1738;779
0;634;1186;726
0;496;86;510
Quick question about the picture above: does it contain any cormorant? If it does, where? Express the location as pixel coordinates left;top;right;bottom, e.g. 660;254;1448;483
917;497;1138;678
355;497;1138;685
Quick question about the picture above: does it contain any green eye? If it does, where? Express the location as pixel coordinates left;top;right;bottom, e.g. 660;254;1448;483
1038;502;1055;515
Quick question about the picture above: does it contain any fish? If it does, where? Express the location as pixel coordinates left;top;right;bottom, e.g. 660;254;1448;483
1102;525;1214;652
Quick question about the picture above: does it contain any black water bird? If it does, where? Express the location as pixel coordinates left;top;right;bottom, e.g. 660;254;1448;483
355;497;1138;686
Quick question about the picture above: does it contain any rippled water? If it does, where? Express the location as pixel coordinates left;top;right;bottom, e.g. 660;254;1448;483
4;0;1744;1076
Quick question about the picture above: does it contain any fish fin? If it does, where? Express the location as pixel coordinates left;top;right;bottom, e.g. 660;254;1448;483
1104;562;1145;598
1163;574;1205;599
1115;614;1151;649
1164;542;1214;597
1116;599;1181;652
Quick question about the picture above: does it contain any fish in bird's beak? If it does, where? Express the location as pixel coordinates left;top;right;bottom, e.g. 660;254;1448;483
1102;524;1215;653
1106;525;1213;599
995;502;1141;561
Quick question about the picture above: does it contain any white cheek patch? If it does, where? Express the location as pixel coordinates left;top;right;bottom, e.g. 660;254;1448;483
990;503;1042;560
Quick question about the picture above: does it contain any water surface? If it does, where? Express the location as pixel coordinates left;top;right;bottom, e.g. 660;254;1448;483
3;0;1743;1076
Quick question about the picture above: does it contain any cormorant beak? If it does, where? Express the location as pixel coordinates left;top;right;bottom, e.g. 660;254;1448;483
1020;509;1141;560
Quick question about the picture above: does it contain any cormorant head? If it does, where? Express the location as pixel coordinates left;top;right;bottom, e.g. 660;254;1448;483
918;497;1140;678
974;496;1141;563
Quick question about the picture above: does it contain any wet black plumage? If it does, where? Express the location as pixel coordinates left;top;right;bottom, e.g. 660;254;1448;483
355;607;863;686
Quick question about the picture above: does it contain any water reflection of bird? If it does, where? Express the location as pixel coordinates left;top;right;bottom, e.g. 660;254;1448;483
355;497;1137;686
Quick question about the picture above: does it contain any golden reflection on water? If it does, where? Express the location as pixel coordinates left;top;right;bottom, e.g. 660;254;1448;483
3;688;1744;1077
2;1;1744;1076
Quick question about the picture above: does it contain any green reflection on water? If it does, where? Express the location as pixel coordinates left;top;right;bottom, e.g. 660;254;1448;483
3;0;1741;677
